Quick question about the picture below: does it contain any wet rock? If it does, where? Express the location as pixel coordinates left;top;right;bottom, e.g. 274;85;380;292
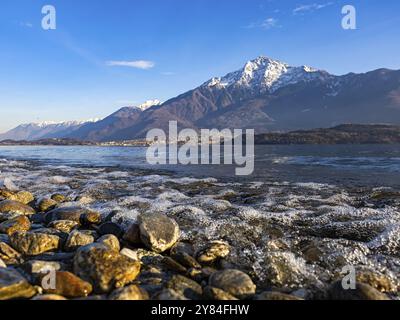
0;258;6;268
162;256;187;273
42;271;93;298
188;267;216;282
15;191;34;205
122;223;141;244
120;248;139;261
170;243;201;269
170;242;195;257
264;251;315;289
209;269;256;299
97;234;120;252
0;268;36;300
154;289;188;300
51;194;66;203
98;222;124;238
203;286;239;300
0;242;22;265
64;230;95;251
196;241;230;264
32;294;67;300
37;198;57;213
166;275;203;300
0;215;31;236
109;285;149;300
328;281;390;300
10;232;60;256
139;213;180;253
255;291;304;300
356;270;398;293
73;243;141;293
45;206;100;225
33;252;74;262
0;200;35;216
48;220;79;233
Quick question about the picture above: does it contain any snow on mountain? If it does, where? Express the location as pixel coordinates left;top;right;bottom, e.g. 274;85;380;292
137;99;162;111
0;119;101;141
204;56;325;93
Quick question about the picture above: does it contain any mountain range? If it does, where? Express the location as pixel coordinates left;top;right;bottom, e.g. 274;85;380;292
1;56;400;142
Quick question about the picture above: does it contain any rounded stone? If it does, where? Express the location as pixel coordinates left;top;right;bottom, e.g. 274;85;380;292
209;269;256;299
139;213;180;253
15;191;35;205
10;231;60;256
166;275;203;300
64;230;95;252
196;241;230;264
73;243;141;293
42;271;93;298
0;268;36;300
203;286;239;300
98;222;124;238
0;200;35;216
48;220;79;233
328;281;390;300
122;223;141;244
0;215;31;236
51;194;66;203
109;285;149;300
45;206;100;225
37;198;58;213
97;234;120;252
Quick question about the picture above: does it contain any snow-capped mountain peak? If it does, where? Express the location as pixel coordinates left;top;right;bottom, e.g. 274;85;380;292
204;56;323;92
137;99;162;111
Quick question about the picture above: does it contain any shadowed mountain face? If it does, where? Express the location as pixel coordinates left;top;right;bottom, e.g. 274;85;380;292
2;57;400;142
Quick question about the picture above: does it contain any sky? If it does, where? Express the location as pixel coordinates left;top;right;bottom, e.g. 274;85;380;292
0;0;399;132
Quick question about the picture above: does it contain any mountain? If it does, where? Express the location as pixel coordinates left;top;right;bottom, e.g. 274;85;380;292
97;56;400;140
65;100;162;141
254;124;400;145
0;119;99;141
2;56;400;142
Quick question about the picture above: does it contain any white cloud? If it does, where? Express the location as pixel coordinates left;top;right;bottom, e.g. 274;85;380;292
244;17;279;30
293;2;333;15
261;18;278;30
20;22;33;28
106;60;155;70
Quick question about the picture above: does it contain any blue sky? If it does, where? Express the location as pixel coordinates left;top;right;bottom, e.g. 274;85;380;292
0;0;399;132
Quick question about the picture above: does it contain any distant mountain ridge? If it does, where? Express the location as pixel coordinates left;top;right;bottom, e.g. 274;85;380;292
2;56;400;141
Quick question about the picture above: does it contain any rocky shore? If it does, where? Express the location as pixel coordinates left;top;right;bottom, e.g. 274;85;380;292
0;187;398;301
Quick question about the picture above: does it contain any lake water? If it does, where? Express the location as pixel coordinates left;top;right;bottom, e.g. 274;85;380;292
1;144;399;187
1;144;399;292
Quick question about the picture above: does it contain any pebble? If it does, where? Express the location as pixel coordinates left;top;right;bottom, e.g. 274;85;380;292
109;285;149;300
0;215;31;236
10;231;60;256
0;268;36;300
196;241;230;264
0;242;22;264
48;220;79;233
328;281;390;300
203;286;239;300
37;198;57;212
73;243;141;293
97;222;124;238
64;230;95;251
166;275;203;300
42;271;93;298
97;234;120;251
0;200;35;215
122;223;141;244
209;269;256;299
139;213;180;253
